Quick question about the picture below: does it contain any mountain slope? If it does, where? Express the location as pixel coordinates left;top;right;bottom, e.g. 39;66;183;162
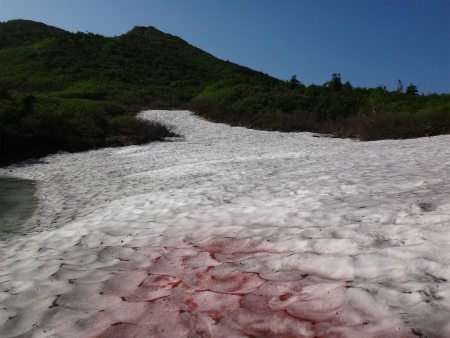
0;19;277;100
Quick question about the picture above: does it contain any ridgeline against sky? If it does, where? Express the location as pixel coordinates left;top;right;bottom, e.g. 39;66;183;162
0;0;449;95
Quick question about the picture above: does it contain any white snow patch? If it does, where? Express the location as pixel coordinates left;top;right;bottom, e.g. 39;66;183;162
0;110;449;338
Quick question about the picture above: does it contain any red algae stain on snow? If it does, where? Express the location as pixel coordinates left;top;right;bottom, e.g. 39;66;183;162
184;298;198;312
92;237;413;338
279;293;290;301
153;274;181;288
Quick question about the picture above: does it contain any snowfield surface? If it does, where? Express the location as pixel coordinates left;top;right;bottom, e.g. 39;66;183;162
1;110;449;338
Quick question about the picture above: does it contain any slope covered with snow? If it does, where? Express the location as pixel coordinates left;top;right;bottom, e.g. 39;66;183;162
1;110;449;338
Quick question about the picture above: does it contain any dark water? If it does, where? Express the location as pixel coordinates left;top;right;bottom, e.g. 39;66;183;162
0;176;39;238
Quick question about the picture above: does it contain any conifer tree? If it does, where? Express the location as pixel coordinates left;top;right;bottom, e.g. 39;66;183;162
406;83;418;95
289;74;301;88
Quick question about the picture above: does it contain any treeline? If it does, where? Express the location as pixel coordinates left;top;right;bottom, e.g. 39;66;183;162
190;73;449;139
0;20;449;166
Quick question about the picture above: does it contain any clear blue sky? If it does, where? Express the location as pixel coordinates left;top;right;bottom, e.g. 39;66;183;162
1;0;449;93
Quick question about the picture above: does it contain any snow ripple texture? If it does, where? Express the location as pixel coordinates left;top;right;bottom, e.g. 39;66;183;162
1;110;449;338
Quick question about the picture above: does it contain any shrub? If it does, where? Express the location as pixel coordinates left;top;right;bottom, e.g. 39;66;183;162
0;93;176;166
106;114;176;146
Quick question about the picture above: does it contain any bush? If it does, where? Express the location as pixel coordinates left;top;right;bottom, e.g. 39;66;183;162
330;109;450;140
106;114;176;146
0;93;176;166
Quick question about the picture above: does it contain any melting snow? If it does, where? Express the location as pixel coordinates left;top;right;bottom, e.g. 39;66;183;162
0;110;449;338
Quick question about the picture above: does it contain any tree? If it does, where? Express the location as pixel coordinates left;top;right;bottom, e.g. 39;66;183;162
329;73;342;91
289;74;301;88
343;81;353;90
397;79;403;93
406;83;418;95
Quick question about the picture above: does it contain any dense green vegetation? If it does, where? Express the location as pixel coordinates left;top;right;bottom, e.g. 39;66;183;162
190;74;449;140
0;90;177;165
1;19;449;166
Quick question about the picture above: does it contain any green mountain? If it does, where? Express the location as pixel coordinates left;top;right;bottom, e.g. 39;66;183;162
0;19;68;48
0;20;449;166
0;19;276;100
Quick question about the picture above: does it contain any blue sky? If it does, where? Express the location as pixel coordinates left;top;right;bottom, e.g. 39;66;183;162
1;0;449;93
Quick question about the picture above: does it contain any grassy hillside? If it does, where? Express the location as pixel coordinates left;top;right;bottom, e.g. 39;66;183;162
1;19;449;166
0;20;274;101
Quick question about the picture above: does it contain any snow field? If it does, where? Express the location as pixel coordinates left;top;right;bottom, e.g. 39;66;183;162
0;110;449;337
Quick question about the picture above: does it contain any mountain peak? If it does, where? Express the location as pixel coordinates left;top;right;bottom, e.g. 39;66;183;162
123;25;188;44
0;19;68;34
0;20;69;48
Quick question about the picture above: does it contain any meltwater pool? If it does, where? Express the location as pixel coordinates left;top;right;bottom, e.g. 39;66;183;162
0;176;38;238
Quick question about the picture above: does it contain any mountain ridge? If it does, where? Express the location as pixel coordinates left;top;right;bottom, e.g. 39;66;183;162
0;19;276;101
